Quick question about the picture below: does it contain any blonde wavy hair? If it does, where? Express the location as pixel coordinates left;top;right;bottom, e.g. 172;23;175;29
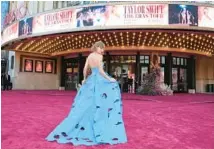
91;41;105;51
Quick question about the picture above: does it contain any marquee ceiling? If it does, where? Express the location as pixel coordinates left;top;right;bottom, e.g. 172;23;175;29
2;29;214;56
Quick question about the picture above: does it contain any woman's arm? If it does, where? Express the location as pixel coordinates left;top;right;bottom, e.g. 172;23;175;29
98;55;115;82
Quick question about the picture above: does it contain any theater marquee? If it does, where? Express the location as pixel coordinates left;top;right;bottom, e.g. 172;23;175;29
1;3;214;46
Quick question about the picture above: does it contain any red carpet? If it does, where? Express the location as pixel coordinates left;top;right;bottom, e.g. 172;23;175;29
1;91;214;149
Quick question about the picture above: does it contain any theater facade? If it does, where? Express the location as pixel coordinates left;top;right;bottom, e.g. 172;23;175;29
1;1;214;93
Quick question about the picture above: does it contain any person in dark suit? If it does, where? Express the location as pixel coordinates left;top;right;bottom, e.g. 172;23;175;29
120;69;128;92
1;73;5;90
3;73;11;90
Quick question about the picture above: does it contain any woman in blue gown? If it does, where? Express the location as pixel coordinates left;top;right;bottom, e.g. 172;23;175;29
46;41;127;146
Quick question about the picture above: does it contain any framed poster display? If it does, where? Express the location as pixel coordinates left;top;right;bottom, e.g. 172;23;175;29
45;61;53;73
35;60;43;73
24;59;33;72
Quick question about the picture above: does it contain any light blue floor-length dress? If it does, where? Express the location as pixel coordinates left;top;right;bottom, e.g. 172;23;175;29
46;67;127;146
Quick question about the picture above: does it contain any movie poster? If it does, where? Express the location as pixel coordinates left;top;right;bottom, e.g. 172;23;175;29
35;60;43;73
33;9;75;34
45;61;53;73
198;6;214;28
76;5;106;27
24;59;33;72
19;17;33;36
169;4;198;26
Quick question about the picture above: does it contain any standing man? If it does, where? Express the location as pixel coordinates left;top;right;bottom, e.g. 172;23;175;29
4;73;11;90
1;73;5;90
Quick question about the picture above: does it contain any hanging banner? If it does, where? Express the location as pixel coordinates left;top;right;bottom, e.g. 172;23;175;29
75;4;168;27
33;9;76;34
2;22;18;44
198;6;214;28
117;4;168;25
2;3;214;45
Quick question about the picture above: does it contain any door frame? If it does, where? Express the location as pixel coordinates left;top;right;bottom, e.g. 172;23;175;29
139;64;150;86
64;58;79;90
172;56;188;93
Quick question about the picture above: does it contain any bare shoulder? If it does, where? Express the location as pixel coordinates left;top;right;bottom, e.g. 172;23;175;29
89;53;102;59
88;53;93;58
87;53;94;60
97;54;103;62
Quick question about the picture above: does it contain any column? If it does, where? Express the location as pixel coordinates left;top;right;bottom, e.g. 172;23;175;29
135;52;140;90
78;53;84;84
187;55;196;90
60;56;65;88
165;53;172;87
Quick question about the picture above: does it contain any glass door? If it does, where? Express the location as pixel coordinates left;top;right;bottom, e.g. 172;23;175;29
140;65;149;86
172;57;188;92
178;68;187;92
160;67;165;83
110;56;136;93
65;59;79;90
172;67;178;91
